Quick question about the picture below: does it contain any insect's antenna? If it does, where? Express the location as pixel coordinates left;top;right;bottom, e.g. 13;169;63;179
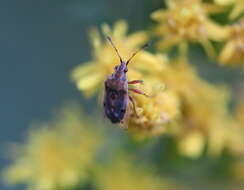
106;36;123;62
126;43;149;65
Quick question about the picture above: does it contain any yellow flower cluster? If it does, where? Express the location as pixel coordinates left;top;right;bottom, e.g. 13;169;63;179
214;0;244;20
126;80;180;138
219;19;244;65
151;0;228;57
156;59;232;157
152;0;244;65
2;105;101;190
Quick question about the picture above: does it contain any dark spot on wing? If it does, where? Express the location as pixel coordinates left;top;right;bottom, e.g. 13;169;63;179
110;92;117;100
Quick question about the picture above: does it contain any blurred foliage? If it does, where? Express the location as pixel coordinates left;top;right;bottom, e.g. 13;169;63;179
2;104;102;190
2;0;244;190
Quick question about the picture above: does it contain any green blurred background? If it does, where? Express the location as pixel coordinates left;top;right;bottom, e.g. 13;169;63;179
0;1;243;190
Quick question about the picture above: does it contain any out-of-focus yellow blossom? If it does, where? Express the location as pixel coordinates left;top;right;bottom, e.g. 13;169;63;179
95;158;181;190
2;105;101;190
126;52;232;155
226;120;244;156
126;77;181;139
207;117;230;156
159;59;229;129
151;0;229;57
214;0;244;20
178;131;205;158
219;19;244;65
71;20;148;97
222;101;244;156
153;59;231;157
207;90;244;157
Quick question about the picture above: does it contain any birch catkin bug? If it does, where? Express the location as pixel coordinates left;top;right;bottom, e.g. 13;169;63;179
104;36;149;124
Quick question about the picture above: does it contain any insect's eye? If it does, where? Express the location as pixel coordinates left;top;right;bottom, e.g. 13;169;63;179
121;109;126;113
115;66;119;70
124;68;128;73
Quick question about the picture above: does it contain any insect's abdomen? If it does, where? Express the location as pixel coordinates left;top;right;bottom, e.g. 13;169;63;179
104;89;128;123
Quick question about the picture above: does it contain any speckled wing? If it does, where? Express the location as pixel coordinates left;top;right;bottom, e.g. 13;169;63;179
103;87;128;123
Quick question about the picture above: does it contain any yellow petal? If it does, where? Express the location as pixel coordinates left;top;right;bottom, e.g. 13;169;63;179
203;3;226;14
71;63;96;81
229;3;244;20
157;36;182;50
76;72;103;91
113;20;128;39
205;20;231;41
154;25;170;36
200;38;216;58
102;23;112;36
89;27;102;50
219;41;236;64
214;0;234;5
166;0;177;9
3;164;31;184
151;10;168;21
208;121;227;156
126;31;148;48
134;52;167;72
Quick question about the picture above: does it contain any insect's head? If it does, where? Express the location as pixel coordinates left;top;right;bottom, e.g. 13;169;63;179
114;61;128;73
106;36;149;70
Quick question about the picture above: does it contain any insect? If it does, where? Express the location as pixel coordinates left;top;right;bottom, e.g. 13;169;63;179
104;36;149;124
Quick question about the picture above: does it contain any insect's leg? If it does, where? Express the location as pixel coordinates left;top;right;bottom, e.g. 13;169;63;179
128;88;150;97
128;80;143;85
129;95;139;118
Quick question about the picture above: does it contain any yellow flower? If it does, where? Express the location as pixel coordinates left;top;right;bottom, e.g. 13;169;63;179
151;0;229;57
214;0;244;20
207;92;244;157
71;20;148;97
159;59;230;128
126;77;181;139
177;85;230;158
153;59;232;157
219;19;244;65
225;119;244;156
95;157;180;190
2;105;101;190
207;117;230;156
